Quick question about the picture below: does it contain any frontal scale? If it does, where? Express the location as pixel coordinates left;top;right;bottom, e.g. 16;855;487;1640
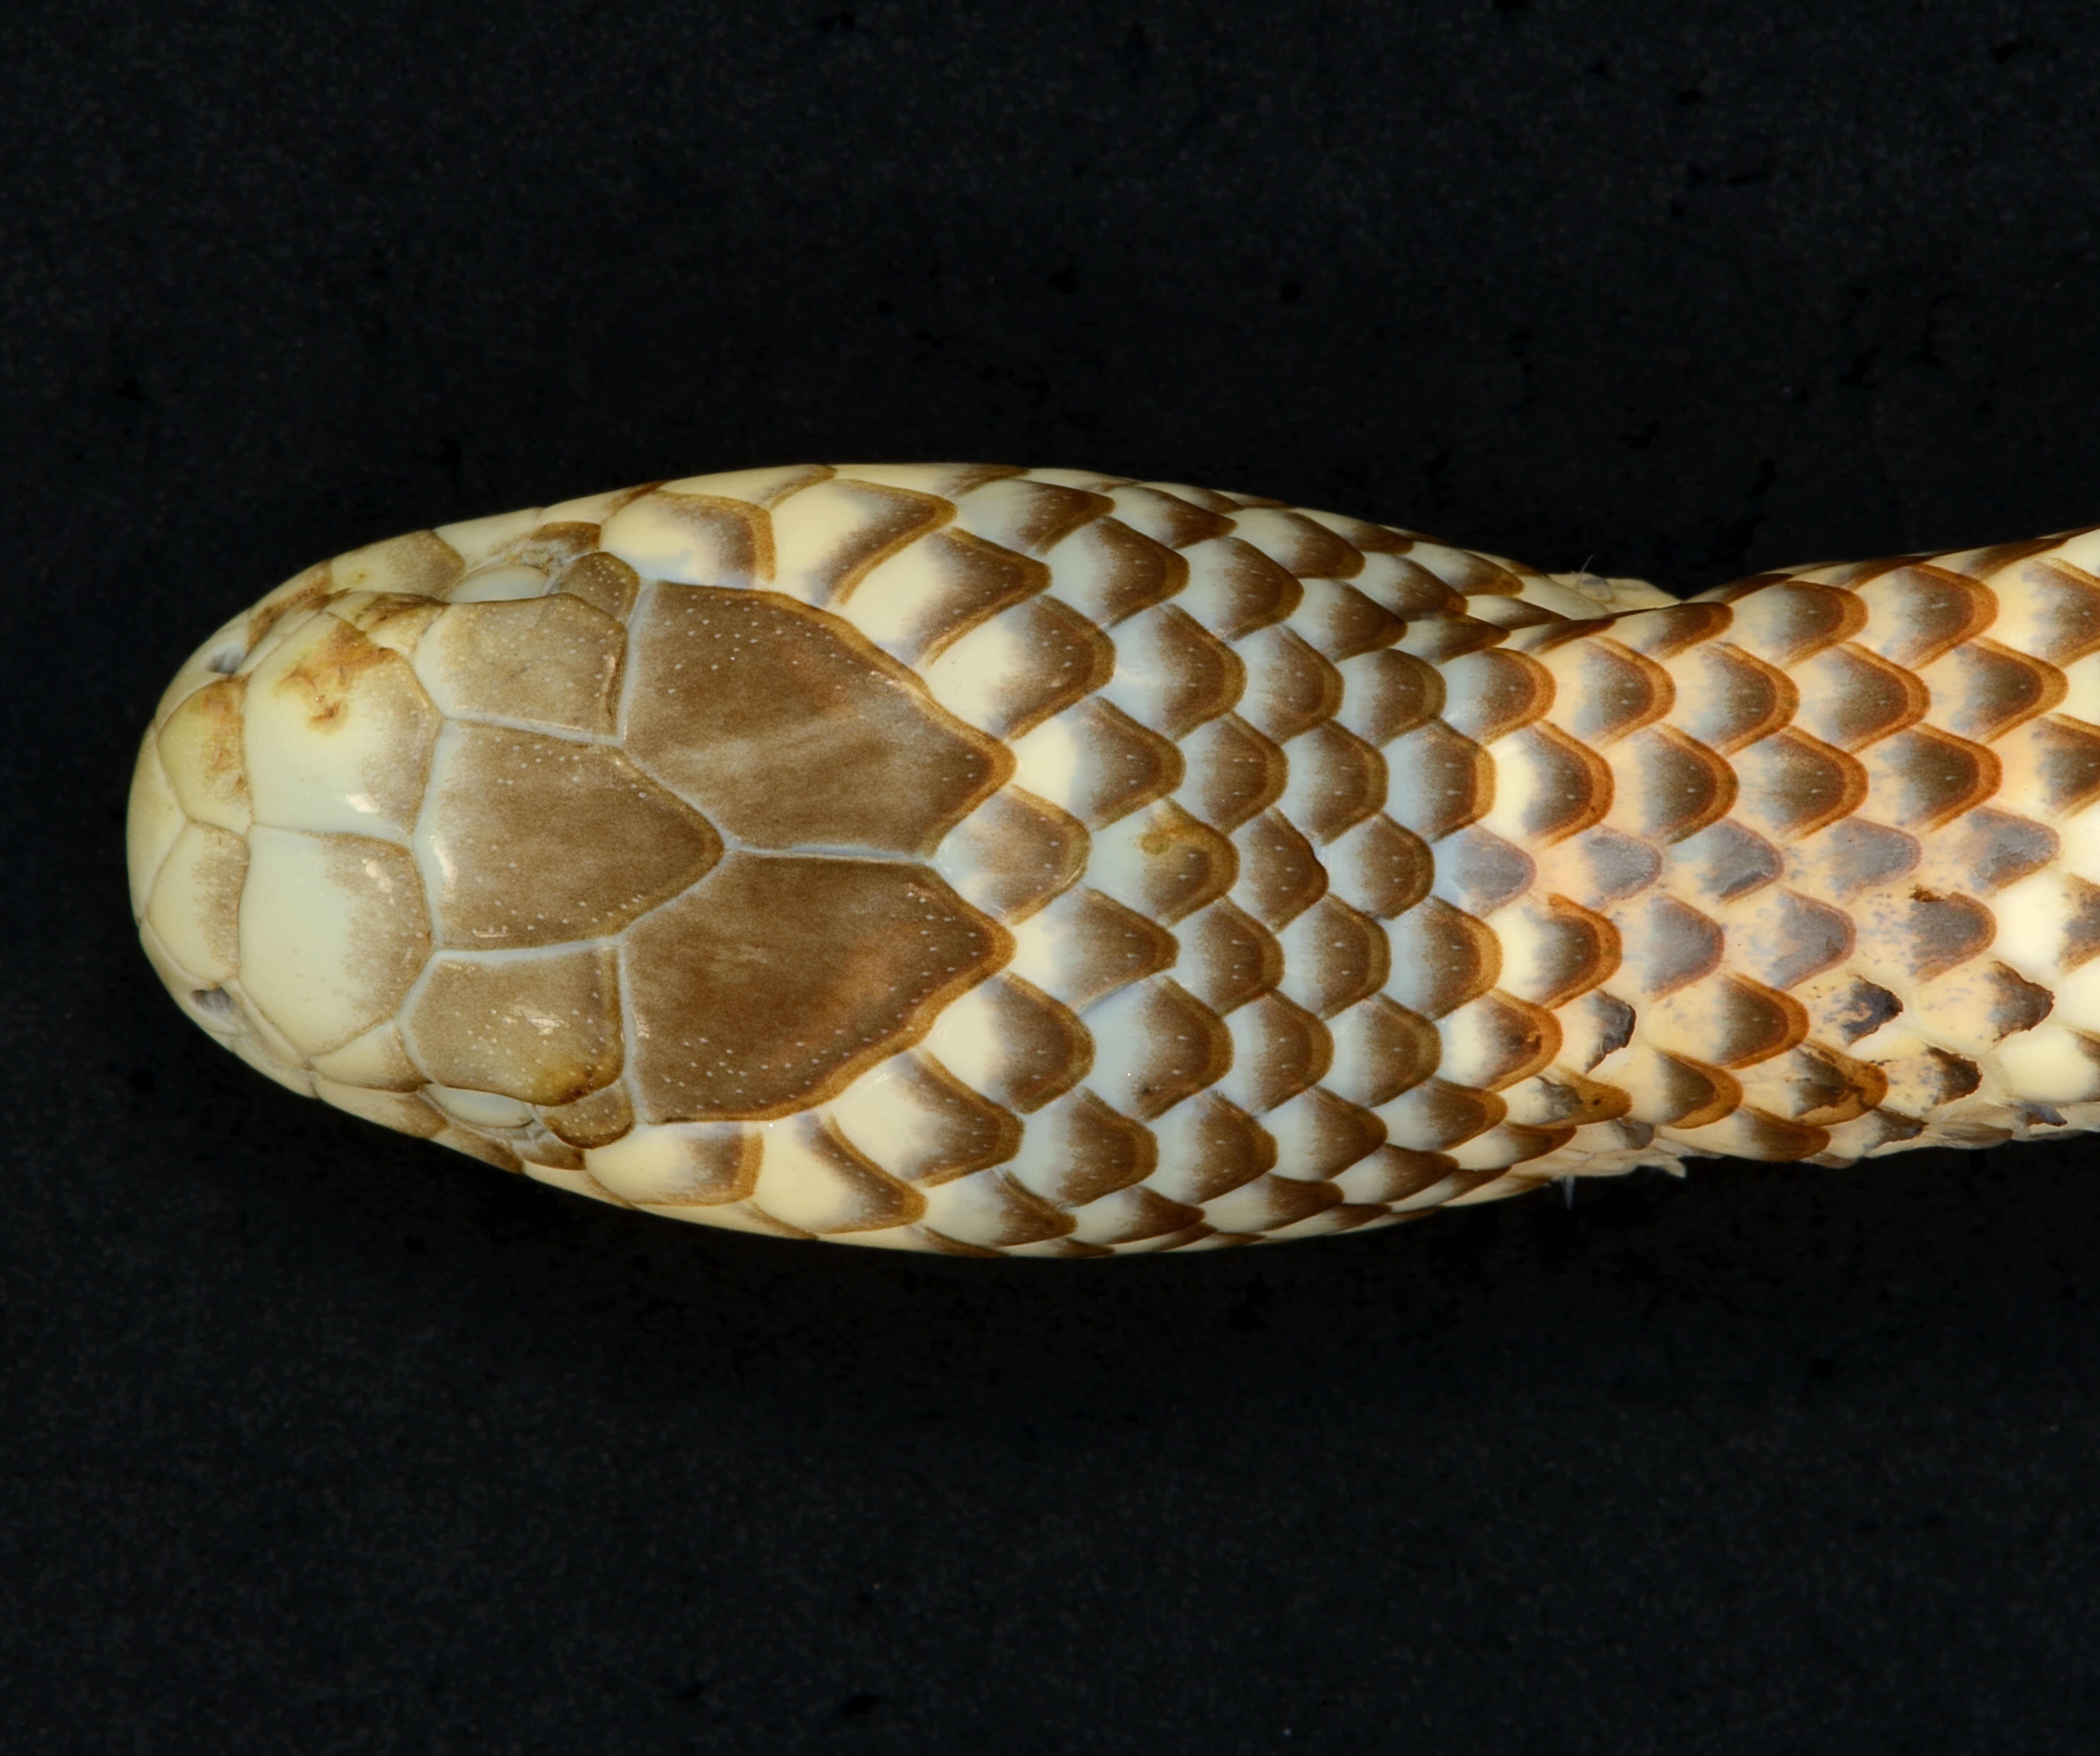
131;465;2100;1254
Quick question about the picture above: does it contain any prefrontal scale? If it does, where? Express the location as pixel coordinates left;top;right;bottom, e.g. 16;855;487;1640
127;464;2100;1255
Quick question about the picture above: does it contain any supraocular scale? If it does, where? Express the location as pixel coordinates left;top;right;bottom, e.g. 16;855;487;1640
128;465;2100;1254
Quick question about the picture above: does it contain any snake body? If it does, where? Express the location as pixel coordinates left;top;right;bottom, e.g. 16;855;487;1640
127;465;2100;1254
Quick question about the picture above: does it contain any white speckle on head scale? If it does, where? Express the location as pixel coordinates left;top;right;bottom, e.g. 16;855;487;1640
127;466;2100;1253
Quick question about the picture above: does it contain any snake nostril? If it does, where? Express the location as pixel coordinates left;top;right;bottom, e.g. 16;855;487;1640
188;987;238;1021
206;641;247;674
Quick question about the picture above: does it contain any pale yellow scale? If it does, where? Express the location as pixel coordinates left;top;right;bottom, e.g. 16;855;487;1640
128;466;2100;1254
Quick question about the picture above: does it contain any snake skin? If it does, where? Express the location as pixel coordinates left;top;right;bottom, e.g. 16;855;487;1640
127;465;2100;1255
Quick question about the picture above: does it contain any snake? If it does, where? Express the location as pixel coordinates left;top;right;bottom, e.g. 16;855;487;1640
125;464;2100;1256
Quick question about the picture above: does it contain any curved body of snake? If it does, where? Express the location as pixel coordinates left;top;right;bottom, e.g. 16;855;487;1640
127;464;2100;1255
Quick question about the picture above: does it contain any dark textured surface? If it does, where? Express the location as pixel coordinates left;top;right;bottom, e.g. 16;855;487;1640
9;2;2100;1749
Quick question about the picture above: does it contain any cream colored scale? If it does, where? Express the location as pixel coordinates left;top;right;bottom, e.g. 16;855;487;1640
127;466;2100;1255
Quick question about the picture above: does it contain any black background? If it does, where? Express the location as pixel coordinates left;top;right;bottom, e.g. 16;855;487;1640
9;2;2100;1750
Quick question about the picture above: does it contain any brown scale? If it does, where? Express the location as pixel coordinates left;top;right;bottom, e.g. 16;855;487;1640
936;594;1117;738
1277;893;1390;1017
1382;721;1495;840
622;856;1008;1121
1176;714;1289;831
1278;721;1387;843
1092;978;1237;1119
1994;714;2100;818
1494;894;1620;1008
1662;819;1784;906
1606;725;1738;843
1044;698;1185;826
1857;726;2001;833
1174;899;1285;1012
1918;640;2064;743
773;477;952;603
1355;555;1467;620
1661;642;1798;755
1231;809;1329;926
1390;611;1510;664
929;974;1091;1112
1048;519;1190;625
624;585;1010;854
1642;975;1809;1071
1265;1086;1389;1178
1335;647;1445;744
938;787;1089;923
1429;824;1537;916
1983;558;2100;663
1700;580;1866;666
1385;899;1500;1017
1498;722;1615;843
1020;886;1178;1010
556;551;642;620
1291;579;1408;661
1726;730;1865;842
1233;625;1346;742
1321;814;1435;918
1379;1079;1506;1153
1102;605;1245;738
421;727;721;948
1325;996;1442;1107
1095;800;1238;923
1907;807;2057;898
1146;1094;1279;1204
1008;1089;1157;1208
1535;824;1664;911
1217;991;1331;1114
859;528;1050;666
1714;886;1855;993
1850;567;1997;668
1530;634;1673;745
948;478;1114;555
1102;485;1238;550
